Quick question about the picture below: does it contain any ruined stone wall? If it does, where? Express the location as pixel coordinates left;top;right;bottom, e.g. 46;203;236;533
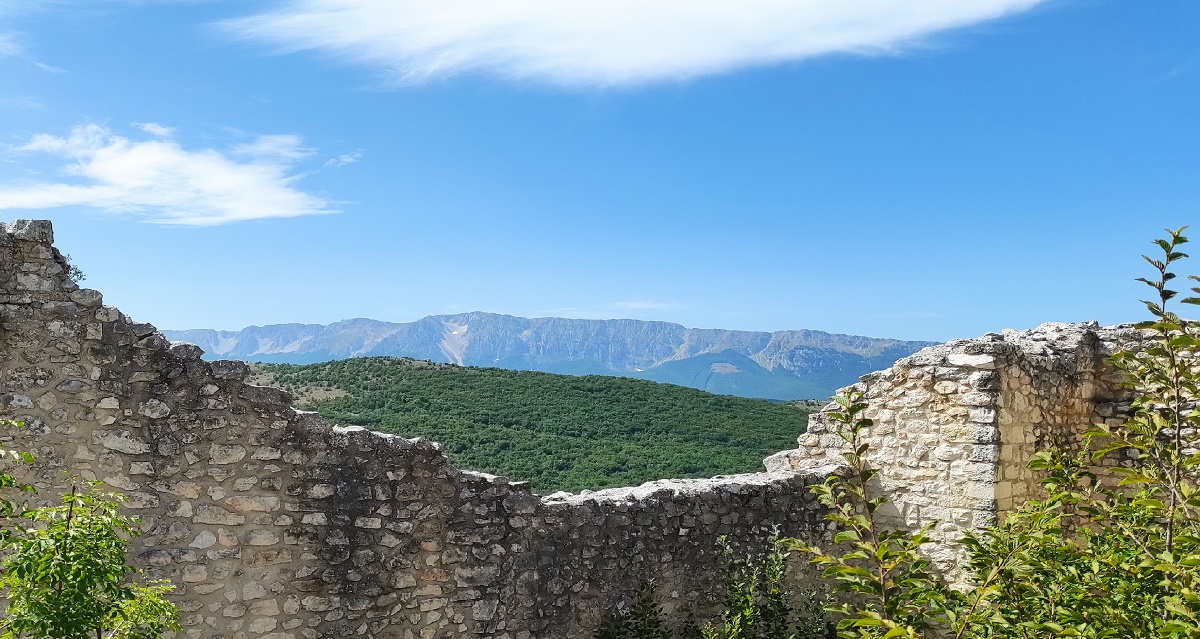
0;218;1146;636
0;220;831;639
767;322;1142;583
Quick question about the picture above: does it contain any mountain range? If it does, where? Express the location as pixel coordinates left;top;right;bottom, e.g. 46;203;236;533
163;312;935;400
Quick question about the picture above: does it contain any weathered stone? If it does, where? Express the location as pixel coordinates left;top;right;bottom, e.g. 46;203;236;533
247;618;278;633
189;530;217;549
55;379;89;393
153;481;201;499
2;393;33;409
354;517;381;529
208;443;246;465
304;484;335;499
246;529;280;546
225;496;280;512
193;505;246;526
222;603;247;618
301;596;339;612
137;399;170;419
243;582;269;600
946;353;997;369
93;430;150;454
245;549;292;567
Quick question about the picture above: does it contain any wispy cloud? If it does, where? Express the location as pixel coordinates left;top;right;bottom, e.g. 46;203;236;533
0;123;337;225
324;150;362;168
0;32;21;57
0;95;42;110
0;29;65;72
1147;55;1200;86
232;133;314;162
220;0;1045;87
133;122;176;137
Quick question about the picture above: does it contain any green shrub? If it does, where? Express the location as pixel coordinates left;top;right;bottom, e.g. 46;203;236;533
0;423;179;639
596;539;832;639
787;227;1200;638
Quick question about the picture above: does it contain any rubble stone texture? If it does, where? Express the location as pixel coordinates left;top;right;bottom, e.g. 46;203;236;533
0;219;1139;636
0;220;829;639
766;321;1143;583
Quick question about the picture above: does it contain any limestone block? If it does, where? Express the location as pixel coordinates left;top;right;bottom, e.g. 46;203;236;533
71;289;103;307
56;379;89;393
245;549;292;567
946;353;997;369
223;603;247;618
93;430;150;454
252;447;282;460
209;443;247;465
189;531;217;549
305;484;335;499
102;474;138;490
153;481;202;499
225;496;280;512
247;530;280;546
248;618;278;633
301;596;340;612
137;399;170;419
2;393;33;409
193;505;246;526
8;219;54;242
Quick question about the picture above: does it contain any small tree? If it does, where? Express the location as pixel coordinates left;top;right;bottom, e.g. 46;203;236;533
594;541;830;639
0;426;179;639
788;228;1200;638
0;423;35;543
702;537;831;639
958;228;1200;638
786;393;962;639
596;581;674;639
61;254;85;284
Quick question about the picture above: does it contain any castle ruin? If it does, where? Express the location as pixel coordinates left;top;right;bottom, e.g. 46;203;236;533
0;220;1140;638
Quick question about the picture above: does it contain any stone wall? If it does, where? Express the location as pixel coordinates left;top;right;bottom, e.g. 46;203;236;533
767;322;1142;583
0;218;1145;636
0;220;832;639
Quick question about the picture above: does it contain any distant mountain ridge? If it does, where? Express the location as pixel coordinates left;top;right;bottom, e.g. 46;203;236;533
163;312;936;400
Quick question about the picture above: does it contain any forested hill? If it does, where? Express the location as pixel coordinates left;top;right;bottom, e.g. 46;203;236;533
252;357;813;493
168;312;934;400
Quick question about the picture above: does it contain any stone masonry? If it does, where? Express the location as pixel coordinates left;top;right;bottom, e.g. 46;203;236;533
0;219;1142;636
0;220;831;639
767;321;1143;583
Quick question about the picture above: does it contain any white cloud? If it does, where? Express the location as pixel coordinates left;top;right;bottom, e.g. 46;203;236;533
0;28;63;72
0;123;337;225
324;150;361;168
134;122;176;137
220;0;1046;87
232;133;313;162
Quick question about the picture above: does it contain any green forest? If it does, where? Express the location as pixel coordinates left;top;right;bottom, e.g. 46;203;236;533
255;358;813;493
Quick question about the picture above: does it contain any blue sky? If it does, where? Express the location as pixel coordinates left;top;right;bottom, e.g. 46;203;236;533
0;0;1196;342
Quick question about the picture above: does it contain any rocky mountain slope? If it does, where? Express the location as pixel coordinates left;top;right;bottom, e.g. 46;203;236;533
165;312;934;400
